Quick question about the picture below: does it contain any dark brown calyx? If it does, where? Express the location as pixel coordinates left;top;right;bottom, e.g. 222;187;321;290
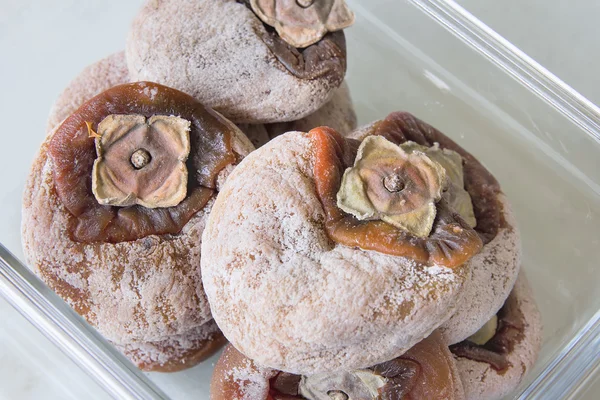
372;359;421;399
270;372;303;398
449;289;526;373
311;126;482;269
48;82;237;243
372;112;502;244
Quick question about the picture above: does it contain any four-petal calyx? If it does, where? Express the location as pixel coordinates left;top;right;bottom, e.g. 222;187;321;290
299;369;386;400
337;135;447;237
91;114;191;209
250;0;355;48
401;141;477;228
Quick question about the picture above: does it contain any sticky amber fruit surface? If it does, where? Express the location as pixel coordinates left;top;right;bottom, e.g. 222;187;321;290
311;126;482;269
48;82;237;243
389;330;461;400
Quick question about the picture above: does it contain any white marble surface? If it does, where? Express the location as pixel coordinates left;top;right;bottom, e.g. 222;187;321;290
0;0;598;399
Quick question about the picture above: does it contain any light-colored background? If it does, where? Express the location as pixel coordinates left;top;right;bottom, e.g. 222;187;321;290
456;0;600;107
0;0;598;398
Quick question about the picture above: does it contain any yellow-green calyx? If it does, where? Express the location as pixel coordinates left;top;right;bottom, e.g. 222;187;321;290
467;315;498;345
401;141;476;228
337;136;447;237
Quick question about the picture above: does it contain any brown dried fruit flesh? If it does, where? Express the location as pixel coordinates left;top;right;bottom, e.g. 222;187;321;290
239;0;347;82
250;0;354;48
372;112;502;244
311;126;482;269
48;82;237;243
211;345;273;400
387;330;461;399
449;287;526;373
262;26;346;81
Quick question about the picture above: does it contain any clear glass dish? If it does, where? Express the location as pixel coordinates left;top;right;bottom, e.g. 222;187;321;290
1;0;599;399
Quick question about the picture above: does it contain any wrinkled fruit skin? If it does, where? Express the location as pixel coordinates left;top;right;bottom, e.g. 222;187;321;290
48;81;237;243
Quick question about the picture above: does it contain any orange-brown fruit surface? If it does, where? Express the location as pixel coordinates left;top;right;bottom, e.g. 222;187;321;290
212;331;463;400
310;125;482;268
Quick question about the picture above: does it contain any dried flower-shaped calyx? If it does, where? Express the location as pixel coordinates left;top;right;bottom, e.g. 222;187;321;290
92;114;191;208
48;82;238;243
299;370;386;400
312;126;482;268
371;112;502;244
237;0;347;82
291;331;458;400
337;136;446;238
401;141;476;228
250;0;355;48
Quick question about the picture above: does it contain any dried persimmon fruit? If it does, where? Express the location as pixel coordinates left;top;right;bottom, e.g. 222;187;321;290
347;112;523;347
211;331;464;400
126;0;350;123
202;123;475;374
22;81;254;371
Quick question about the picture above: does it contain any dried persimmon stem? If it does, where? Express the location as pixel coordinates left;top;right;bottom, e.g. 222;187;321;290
85;121;101;139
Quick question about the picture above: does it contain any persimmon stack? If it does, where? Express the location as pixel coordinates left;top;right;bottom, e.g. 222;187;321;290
22;0;540;397
201;112;542;399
